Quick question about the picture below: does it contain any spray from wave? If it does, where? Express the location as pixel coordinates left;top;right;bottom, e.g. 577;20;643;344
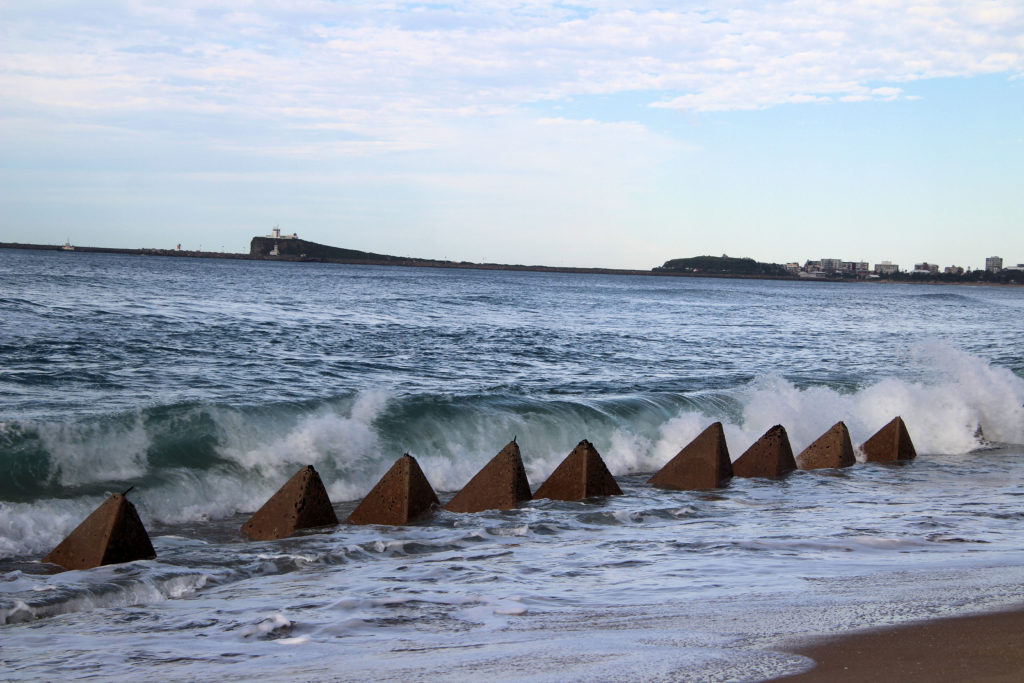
1;344;1022;559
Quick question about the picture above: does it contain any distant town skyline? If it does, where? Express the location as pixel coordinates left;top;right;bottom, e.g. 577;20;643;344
791;254;1017;271
784;255;1021;277
1;2;1022;270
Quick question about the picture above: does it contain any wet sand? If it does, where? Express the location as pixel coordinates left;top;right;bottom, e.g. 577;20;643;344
772;605;1024;682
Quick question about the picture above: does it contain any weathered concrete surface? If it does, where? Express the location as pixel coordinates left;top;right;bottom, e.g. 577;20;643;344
42;493;156;570
241;465;339;541
796;421;856;470
533;440;623;501
860;416;917;462
648;422;733;490
732;425;797;478
444;440;532;513
347;454;440;525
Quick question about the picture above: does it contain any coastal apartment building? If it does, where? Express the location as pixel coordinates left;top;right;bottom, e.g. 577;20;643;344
986;256;1003;272
841;261;870;275
820;258;842;273
797;259;870;277
874;261;899;275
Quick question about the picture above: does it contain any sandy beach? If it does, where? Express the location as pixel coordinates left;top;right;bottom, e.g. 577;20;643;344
772;605;1024;682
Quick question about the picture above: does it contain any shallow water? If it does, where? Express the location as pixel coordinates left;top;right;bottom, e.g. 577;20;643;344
1;249;1023;680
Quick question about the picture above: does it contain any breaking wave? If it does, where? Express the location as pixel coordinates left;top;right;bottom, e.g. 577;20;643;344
1;344;1022;559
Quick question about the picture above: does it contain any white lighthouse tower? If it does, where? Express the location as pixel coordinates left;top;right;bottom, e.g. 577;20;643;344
265;225;297;257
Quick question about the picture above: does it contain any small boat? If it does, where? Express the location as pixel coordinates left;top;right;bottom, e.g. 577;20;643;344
61;239;75;251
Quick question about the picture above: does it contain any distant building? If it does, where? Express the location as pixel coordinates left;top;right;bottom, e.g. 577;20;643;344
914;262;940;274
784;262;800;274
1004;263;1024;272
804;260;822;272
268;225;298;240
874;261;899;275
985;256;1003;272
944;265;964;275
841;261;870;275
820;258;842;274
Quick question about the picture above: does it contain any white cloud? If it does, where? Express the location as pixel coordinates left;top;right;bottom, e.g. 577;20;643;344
2;1;1021;144
871;86;903;100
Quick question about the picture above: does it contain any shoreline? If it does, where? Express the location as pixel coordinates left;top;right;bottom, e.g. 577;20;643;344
2;241;1020;287
770;604;1024;682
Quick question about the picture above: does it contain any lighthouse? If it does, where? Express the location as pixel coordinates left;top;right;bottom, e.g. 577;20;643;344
267;225;297;239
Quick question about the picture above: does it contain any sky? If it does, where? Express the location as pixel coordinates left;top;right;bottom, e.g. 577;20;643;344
1;1;1022;270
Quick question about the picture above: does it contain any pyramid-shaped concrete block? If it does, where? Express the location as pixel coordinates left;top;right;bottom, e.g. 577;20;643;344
796;421;856;470
533;439;623;501
241;465;339;541
732;425;797;478
860;416;917;462
42;493;156;570
347;454;440;525
648;422;732;490
444;440;532;513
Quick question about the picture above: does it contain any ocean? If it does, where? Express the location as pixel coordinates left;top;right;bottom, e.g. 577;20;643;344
2;248;1023;681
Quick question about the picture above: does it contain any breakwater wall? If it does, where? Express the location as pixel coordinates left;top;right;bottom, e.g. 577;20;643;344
41;417;917;570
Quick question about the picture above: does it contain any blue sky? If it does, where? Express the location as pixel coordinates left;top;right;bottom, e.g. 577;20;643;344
1;1;1022;270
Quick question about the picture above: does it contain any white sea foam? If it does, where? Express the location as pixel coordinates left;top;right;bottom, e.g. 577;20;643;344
36;413;150;486
0;567;211;624
0;497;106;559
242;613;293;639
208;391;392;507
216;392;387;478
622;343;1024;473
142;469;259;524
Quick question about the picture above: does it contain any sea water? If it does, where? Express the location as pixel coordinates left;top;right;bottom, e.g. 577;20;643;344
1;248;1023;681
